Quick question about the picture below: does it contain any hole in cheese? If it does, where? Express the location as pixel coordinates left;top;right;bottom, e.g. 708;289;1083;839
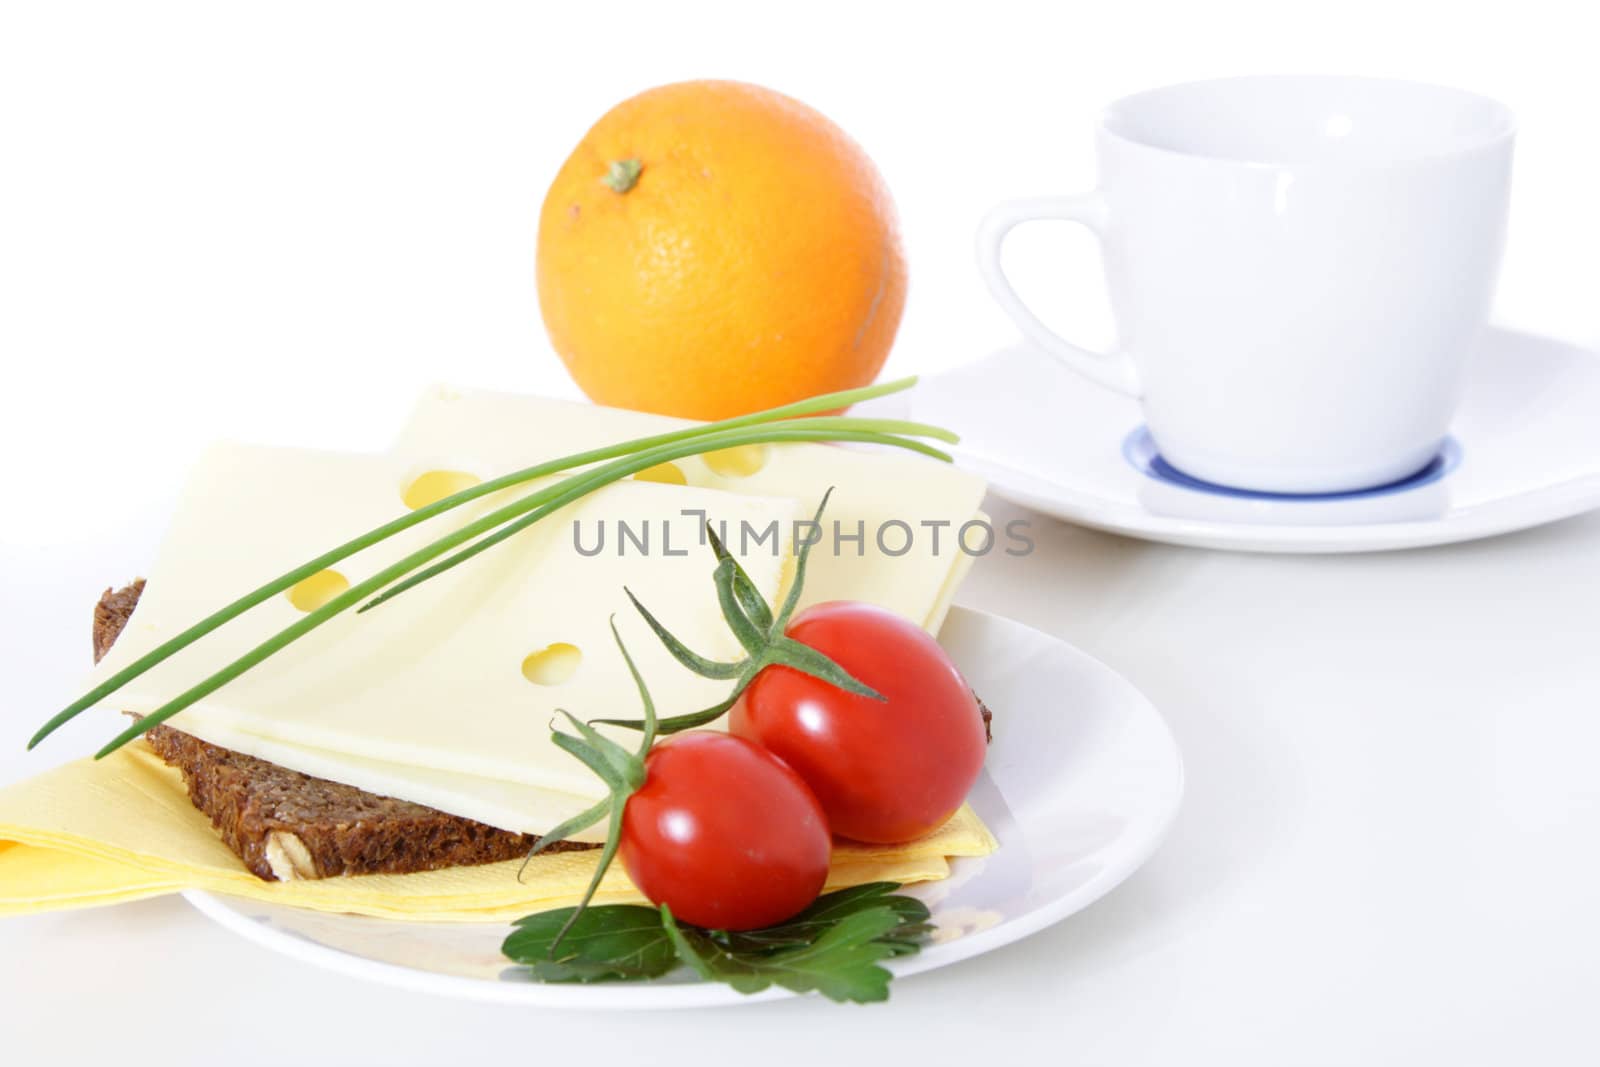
401;469;482;510
286;569;351;613
702;443;769;478
521;643;582;686
633;462;688;486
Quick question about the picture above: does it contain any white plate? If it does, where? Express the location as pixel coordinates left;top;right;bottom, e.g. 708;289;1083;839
907;327;1600;553
183;606;1183;1010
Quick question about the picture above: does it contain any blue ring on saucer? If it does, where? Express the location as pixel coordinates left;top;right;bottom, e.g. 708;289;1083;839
1121;427;1463;501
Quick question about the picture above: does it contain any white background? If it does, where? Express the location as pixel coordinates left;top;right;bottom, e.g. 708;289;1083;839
3;1;1598;1063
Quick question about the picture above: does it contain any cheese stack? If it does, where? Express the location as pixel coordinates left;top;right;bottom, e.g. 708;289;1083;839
82;388;989;840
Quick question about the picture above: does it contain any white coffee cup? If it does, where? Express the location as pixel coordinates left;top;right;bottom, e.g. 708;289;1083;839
977;76;1515;494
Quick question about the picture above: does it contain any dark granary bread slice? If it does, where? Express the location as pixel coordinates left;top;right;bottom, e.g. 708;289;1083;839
93;581;592;882
93;579;146;663
93;581;994;881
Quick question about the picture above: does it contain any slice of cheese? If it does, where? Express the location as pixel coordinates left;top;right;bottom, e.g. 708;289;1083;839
390;386;989;633
82;389;989;841
0;743;998;921
86;442;800;835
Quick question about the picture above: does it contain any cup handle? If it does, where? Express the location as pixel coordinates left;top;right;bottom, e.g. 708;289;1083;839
976;194;1142;397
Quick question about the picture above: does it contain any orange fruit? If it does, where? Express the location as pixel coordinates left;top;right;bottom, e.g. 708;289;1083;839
537;80;906;420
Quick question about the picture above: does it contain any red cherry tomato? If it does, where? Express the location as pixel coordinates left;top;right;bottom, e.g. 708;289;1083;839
619;732;831;930
730;601;986;844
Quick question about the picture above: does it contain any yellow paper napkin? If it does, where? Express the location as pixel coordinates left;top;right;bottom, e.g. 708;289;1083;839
0;742;996;923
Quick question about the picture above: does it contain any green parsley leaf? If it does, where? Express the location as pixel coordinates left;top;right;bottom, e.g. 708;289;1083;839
709;882;931;953
502;905;675;983
663;904;905;1004
502;883;933;1002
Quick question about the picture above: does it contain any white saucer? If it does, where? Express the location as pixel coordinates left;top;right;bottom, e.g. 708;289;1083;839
181;607;1183;1010
908;327;1600;553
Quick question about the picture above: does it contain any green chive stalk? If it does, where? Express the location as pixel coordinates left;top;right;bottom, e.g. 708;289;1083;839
29;381;958;759
28;377;931;752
